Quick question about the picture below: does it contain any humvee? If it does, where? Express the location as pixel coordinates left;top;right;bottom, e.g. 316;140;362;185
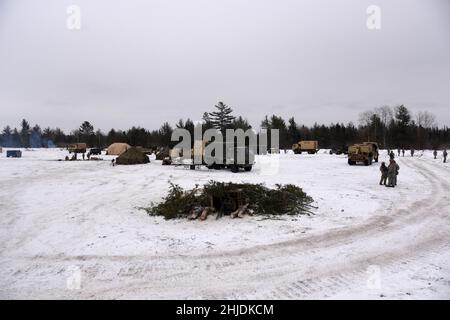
348;142;379;166
67;143;87;154
89;148;102;155
292;141;319;154
329;144;348;155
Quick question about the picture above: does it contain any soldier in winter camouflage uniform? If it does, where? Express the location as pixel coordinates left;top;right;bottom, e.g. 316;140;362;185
386;159;400;187
379;162;388;186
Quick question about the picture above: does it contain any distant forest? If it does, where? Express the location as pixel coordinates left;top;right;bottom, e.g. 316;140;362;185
1;102;449;150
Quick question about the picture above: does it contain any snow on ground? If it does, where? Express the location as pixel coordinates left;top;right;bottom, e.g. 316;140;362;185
0;148;449;299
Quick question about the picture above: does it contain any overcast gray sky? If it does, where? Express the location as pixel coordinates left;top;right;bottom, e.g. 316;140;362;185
0;0;449;132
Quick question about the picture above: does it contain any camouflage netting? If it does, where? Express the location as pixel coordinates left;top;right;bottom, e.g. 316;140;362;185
144;181;315;220
116;147;150;165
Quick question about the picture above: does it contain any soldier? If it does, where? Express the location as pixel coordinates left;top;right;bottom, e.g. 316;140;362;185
444;150;448;163
386;159;397;188
379;162;388;186
433;150;438;159
402;149;405;157
389;150;395;160
393;160;400;186
397;148;401;157
410;149;414;157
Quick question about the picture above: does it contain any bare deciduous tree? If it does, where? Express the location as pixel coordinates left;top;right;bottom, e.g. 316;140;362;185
375;106;393;127
358;110;375;127
375;106;393;148
416;111;437;128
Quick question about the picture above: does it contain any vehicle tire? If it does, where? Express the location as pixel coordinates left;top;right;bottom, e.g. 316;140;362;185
230;165;239;173
244;166;252;172
375;157;379;163
348;159;355;165
190;165;196;170
364;159;370;166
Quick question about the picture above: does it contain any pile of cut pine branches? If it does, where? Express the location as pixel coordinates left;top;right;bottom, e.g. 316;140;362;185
143;181;316;220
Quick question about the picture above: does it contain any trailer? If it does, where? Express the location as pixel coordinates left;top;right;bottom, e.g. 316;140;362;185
6;150;22;158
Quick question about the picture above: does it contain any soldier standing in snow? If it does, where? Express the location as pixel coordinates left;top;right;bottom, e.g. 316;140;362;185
393;160;400;186
397;148;401;157
386;159;399;187
379;162;388;186
386;159;395;187
444;150;448;163
402;149;405;157
433;150;438;159
389;151;395;160
410;149;415;157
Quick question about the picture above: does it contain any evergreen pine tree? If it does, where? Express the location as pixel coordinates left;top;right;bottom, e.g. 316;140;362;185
20;119;31;147
208;101;235;132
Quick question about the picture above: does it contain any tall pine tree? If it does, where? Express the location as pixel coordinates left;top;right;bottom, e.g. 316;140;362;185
394;105;411;147
208;101;235;133
20;119;31;147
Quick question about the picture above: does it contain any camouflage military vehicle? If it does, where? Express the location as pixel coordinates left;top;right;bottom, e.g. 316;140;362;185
292;140;319;154
88;148;102;155
194;140;255;173
348;142;379;166
67;143;87;154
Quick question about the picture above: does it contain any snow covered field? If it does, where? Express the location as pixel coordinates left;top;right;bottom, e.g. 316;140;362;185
0;148;449;299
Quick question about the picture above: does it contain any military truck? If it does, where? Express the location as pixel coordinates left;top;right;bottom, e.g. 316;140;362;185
292;140;319;154
67;143;87;154
348;142;379;166
192;140;255;173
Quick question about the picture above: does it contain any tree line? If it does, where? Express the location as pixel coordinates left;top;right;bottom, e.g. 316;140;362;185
1;102;449;150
